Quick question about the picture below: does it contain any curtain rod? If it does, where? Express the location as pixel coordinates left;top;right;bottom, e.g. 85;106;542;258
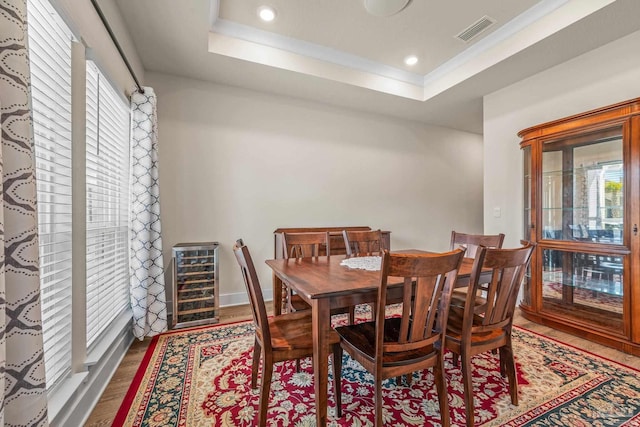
90;0;144;94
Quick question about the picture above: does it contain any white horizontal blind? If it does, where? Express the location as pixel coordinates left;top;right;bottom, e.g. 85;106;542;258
85;62;131;347
27;0;74;390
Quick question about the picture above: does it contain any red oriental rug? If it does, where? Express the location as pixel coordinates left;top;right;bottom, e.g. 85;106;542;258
113;314;640;426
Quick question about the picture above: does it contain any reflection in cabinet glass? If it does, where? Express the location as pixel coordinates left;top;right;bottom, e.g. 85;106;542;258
542;249;623;331
519;97;640;356
541;131;623;244
522;146;533;308
172;242;219;328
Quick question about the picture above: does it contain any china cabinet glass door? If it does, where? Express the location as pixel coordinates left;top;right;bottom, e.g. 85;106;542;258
539;126;626;332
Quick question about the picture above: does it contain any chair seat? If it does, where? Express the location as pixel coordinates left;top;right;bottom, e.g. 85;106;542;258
446;306;502;341
335;317;437;367
288;291;356;318
269;310;340;350
289;293;311;311
450;287;488;308
449;289;468;308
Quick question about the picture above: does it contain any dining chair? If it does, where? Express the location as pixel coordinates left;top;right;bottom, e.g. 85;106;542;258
449;231;505;306
282;231;360;326
335;249;465;427
281;231;331;313
450;231;505;258
444;242;534;427
342;229;386;322
233;239;342;427
343;229;386;256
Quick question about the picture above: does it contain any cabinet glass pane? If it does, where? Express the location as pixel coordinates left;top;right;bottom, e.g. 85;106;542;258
542;249;623;330
522;146;532;306
541;128;623;244
523;146;532;238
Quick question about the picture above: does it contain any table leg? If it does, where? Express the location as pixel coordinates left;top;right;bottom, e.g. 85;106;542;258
273;273;282;316
312;298;330;426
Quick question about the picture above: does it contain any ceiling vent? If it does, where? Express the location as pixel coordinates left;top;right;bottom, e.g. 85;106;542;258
455;15;496;43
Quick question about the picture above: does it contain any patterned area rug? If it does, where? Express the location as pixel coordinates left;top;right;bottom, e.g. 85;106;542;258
543;281;623;314
114;314;640;426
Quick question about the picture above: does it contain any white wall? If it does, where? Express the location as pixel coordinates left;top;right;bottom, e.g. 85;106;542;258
484;29;640;247
147;72;484;306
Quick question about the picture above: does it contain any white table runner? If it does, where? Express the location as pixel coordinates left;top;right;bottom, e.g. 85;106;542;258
340;256;381;271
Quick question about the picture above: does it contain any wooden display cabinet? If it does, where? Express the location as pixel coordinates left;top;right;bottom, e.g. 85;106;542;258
172;242;219;328
519;97;640;355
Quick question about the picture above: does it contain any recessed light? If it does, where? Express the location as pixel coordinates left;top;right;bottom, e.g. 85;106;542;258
404;55;418;66
257;5;277;22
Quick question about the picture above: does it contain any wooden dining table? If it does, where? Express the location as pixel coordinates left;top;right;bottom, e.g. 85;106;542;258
265;250;482;426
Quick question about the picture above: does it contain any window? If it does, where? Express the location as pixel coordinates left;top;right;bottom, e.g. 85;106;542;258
85;62;131;348
27;0;74;391
27;0;132;394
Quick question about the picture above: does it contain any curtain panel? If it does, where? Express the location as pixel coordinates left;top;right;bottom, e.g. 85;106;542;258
0;0;49;425
129;87;168;339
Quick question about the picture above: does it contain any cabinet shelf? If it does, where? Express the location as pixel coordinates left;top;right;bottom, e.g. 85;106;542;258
542;166;622;176
178;280;214;287
541;205;624;210
177;306;216;316
176;271;214;277
177;262;215;268
172;242;219;329
179;295;214;304
181;255;215;260
546;273;622;297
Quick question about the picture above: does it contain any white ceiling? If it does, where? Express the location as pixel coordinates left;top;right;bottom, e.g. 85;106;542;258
114;0;640;133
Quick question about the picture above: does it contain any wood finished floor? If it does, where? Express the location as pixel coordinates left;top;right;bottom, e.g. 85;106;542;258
84;305;640;426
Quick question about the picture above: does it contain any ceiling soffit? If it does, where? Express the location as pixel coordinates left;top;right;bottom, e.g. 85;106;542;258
208;0;615;101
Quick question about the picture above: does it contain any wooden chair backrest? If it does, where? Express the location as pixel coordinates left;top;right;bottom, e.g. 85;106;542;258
343;229;385;257
463;243;534;334
450;231;505;259
282;231;331;259
376;249;465;357
233;239;271;349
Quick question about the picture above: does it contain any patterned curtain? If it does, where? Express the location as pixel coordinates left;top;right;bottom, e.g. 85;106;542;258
0;0;49;425
129;88;168;340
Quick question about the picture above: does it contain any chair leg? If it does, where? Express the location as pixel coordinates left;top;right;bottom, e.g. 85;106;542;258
251;338;261;389
258;353;273;427
498;347;506;377
501;344;519;405
452;352;460;367
434;356;451;427
282;283;289;313
374;379;383;427
395;373;411;386
286;288;294;313
461;352;475;427
348;305;355;324
332;344;343;418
